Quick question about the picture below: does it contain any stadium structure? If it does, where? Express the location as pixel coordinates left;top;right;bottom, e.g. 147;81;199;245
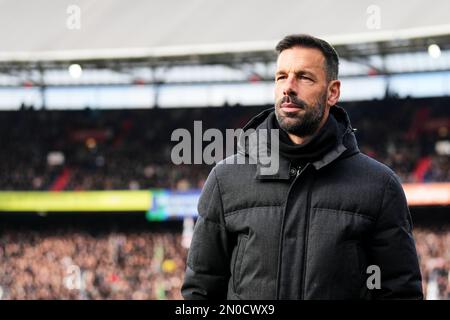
0;0;448;300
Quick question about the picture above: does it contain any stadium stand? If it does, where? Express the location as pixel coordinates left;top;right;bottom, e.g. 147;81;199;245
0;215;448;299
0;216;186;299
1;97;448;192
0;0;449;301
0;97;449;299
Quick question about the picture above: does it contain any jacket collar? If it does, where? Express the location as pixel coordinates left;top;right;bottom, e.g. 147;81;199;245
237;105;360;180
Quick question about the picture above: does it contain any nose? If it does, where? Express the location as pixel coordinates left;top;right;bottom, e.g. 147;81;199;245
282;74;297;96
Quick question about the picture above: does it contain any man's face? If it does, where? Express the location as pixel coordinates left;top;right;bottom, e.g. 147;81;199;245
274;46;330;137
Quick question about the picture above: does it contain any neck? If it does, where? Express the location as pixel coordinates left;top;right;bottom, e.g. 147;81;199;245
287;133;309;145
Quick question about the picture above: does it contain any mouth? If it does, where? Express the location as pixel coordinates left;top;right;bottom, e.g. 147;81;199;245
280;102;304;113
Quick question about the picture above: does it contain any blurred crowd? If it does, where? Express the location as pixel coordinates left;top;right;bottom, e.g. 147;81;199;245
0;224;187;300
350;97;450;183
0;97;448;300
0;223;448;300
415;226;450;299
0;97;449;191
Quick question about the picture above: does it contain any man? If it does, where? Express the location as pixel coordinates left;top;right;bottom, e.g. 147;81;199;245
181;34;423;300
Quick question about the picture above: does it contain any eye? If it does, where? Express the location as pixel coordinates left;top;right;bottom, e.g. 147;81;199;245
275;75;286;81
300;75;312;81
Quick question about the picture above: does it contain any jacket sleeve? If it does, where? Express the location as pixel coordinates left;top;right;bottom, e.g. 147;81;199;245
181;167;231;299
367;173;423;299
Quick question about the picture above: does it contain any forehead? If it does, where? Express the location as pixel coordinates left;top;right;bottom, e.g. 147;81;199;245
276;46;326;75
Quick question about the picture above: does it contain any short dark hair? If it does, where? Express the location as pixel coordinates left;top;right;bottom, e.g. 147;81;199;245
275;34;339;81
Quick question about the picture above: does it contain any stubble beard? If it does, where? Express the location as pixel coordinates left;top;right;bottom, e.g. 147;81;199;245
275;91;327;137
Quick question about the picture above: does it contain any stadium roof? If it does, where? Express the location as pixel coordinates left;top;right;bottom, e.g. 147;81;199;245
0;0;450;63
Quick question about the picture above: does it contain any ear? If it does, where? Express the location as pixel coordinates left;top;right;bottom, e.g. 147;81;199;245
327;80;340;107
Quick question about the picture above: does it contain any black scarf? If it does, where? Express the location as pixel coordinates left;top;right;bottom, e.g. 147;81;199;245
267;111;340;165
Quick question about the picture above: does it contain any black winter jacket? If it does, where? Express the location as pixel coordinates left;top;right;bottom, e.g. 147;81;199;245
181;106;423;300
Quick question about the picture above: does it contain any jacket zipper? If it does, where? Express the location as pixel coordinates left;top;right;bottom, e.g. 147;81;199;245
232;236;243;294
275;163;310;299
277;125;352;298
300;174;314;299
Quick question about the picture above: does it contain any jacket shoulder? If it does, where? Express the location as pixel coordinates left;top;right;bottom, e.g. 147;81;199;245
214;153;254;175
350;152;400;182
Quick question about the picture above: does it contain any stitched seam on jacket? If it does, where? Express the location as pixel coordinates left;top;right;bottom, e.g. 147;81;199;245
224;205;284;217
375;173;395;225
199;215;227;230
213;168;227;226
314;207;376;222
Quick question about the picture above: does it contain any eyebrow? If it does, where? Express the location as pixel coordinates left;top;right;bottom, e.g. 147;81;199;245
275;70;316;79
